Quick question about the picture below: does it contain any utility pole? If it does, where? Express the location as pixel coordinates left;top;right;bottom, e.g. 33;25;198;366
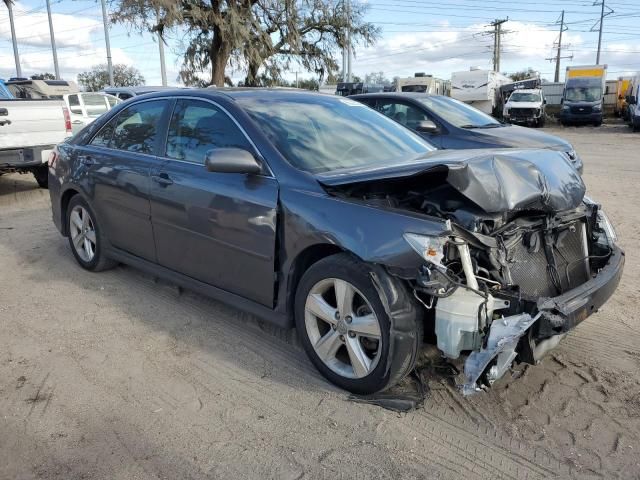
6;0;22;77
45;0;60;79
294;71;299;88
346;0;352;82
546;11;573;82
592;0;613;64
489;18;508;72
100;0;114;86
554;10;565;82
156;8;167;86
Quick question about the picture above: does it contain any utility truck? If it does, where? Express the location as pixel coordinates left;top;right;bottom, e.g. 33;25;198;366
0;79;73;188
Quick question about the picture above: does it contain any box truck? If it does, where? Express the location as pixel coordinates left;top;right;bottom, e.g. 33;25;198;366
560;65;607;126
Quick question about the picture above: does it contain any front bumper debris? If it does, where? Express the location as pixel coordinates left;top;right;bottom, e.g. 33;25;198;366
462;245;624;395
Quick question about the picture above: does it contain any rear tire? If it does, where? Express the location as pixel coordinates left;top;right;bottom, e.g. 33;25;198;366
295;253;422;395
32;165;48;189
66;195;117;272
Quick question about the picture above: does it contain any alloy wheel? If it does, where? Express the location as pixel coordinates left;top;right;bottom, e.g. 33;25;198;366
69;205;97;263
304;278;382;379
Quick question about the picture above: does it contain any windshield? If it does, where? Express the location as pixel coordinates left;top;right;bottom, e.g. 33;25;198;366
416;96;501;128
509;92;541;102
236;95;435;174
565;78;603;102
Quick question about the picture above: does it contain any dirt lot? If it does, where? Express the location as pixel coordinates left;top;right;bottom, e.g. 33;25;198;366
1;123;639;480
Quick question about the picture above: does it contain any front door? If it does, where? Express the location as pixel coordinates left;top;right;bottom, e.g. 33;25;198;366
149;98;279;307
82;98;170;261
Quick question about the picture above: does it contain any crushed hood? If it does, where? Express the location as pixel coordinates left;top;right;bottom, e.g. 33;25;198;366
317;148;585;214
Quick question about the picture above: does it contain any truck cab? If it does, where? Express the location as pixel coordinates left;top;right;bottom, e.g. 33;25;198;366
503;88;546;127
560;65;607;127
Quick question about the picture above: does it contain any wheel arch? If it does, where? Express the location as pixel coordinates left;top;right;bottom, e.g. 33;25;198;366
285;243;347;322
59;187;82;236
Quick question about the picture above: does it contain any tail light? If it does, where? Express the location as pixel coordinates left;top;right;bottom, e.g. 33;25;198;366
48;148;58;168
62;106;72;134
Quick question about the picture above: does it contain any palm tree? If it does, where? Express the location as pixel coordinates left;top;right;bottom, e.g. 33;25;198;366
3;0;22;77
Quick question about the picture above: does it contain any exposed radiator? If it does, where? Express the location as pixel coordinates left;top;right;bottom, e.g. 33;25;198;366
506;221;590;298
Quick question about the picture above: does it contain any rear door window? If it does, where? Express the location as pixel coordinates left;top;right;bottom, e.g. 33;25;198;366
110;100;167;154
165;99;252;164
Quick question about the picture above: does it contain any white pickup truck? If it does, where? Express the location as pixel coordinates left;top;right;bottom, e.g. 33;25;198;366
0;98;72;188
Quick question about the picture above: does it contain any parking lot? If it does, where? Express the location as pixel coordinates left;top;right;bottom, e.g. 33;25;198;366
0;123;639;479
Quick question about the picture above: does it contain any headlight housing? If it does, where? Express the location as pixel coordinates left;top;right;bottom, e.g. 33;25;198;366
593;104;602;112
598;210;617;243
404;233;447;268
562;105;570;111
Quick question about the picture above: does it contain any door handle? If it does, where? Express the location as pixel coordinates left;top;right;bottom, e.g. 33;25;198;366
72;120;83;124
78;155;96;166
151;173;173;186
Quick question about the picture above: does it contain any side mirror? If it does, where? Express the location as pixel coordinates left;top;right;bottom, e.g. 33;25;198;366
415;120;439;134
204;148;262;174
543;98;547;105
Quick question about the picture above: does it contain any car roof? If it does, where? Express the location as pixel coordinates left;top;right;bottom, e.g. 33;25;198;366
102;86;180;94
131;87;339;103
350;92;447;99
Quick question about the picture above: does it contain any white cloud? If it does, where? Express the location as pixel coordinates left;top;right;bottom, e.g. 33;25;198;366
0;2;102;48
352;21;638;81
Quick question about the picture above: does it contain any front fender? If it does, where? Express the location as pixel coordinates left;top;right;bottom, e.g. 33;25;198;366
279;187;448;278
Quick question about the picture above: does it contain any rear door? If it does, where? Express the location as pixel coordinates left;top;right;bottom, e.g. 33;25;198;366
79;98;170;261
149;98;279;307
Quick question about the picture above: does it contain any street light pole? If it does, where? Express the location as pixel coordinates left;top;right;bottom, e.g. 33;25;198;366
45;0;60;79
6;1;22;77
100;0;114;86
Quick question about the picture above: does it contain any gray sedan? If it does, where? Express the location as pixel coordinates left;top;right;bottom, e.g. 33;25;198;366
48;89;621;395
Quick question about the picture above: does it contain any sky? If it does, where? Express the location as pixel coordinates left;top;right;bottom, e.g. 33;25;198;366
0;0;639;88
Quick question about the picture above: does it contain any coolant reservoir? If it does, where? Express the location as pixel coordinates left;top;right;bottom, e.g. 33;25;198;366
435;289;495;359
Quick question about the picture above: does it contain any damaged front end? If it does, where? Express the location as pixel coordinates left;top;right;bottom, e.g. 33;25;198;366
320;149;624;395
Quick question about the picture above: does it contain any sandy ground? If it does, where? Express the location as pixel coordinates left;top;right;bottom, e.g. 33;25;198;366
1;123;640;480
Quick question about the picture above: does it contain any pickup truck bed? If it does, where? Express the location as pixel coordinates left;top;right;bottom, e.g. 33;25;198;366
0;99;71;188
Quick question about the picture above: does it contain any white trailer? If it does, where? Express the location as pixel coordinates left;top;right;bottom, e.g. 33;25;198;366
451;68;511;115
395;75;449;95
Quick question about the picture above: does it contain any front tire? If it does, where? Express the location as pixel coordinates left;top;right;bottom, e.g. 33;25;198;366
295;253;421;394
66;195;116;272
